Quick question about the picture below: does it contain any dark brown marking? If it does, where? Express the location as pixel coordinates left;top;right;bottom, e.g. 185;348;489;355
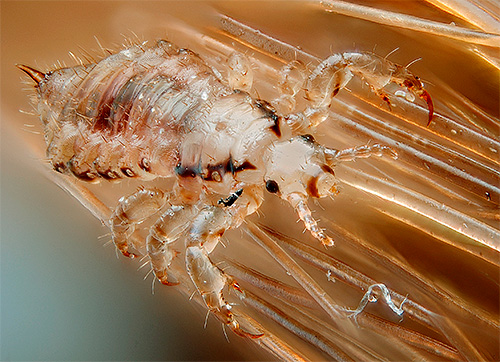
68;158;97;181
218;189;243;207
255;99;281;138
74;171;98;182
233;160;257;173
307;176;320;198
140;158;151;172
332;85;340;98
321;164;335;175
98;170;120;180
121;167;136;177
204;163;226;182
265;180;279;194
225;157;235;175
269;116;281;138
177;157;257;182
202;159;256;181
93;95;115;132
299;134;316;143
175;163;200;178
53;162;66;173
215;229;226;238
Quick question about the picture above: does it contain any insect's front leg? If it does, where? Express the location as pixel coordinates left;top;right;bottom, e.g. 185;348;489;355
110;188;168;258
308;52;433;124
277;52;433;133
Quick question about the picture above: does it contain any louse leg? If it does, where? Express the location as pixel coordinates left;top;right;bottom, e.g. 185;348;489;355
146;205;198;285
273;60;332;133
275;60;307;113
325;143;398;164
110;187;168;258
185;203;263;338
287;193;334;247
227;52;253;92
279;52;433;130
306;52;434;125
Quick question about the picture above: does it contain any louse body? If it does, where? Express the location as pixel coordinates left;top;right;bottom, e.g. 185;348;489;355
19;39;432;338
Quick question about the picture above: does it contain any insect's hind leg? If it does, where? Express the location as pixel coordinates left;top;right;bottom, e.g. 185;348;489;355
110;187;168;258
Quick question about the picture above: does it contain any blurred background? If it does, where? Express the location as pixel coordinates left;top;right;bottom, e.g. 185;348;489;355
2;1;498;361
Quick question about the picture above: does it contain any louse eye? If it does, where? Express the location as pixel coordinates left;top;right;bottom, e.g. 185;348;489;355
265;180;280;193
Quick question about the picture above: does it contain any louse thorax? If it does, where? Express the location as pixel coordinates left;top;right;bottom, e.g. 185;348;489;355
175;92;282;202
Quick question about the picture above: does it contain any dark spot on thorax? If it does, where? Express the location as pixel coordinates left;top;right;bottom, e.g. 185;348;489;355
299;134;316;143
218;189;243;207
321;164;335;175
175;163;200;178
255;99;281;138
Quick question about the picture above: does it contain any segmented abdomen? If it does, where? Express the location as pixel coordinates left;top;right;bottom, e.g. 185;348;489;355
38;40;231;181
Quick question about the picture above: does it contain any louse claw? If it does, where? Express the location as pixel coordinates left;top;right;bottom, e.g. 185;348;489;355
229;282;264;339
418;89;434;126
121;250;139;259
229;321;265;339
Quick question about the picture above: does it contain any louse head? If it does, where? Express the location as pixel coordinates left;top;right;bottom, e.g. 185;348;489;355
264;134;338;201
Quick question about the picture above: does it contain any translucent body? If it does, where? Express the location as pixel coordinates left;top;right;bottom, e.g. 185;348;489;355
8;2;497;359
20;37;431;339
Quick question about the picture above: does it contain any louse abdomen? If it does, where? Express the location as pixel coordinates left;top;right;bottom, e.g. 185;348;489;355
33;40;231;182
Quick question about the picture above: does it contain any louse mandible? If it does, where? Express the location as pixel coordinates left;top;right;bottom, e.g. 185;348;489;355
18;39;432;339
